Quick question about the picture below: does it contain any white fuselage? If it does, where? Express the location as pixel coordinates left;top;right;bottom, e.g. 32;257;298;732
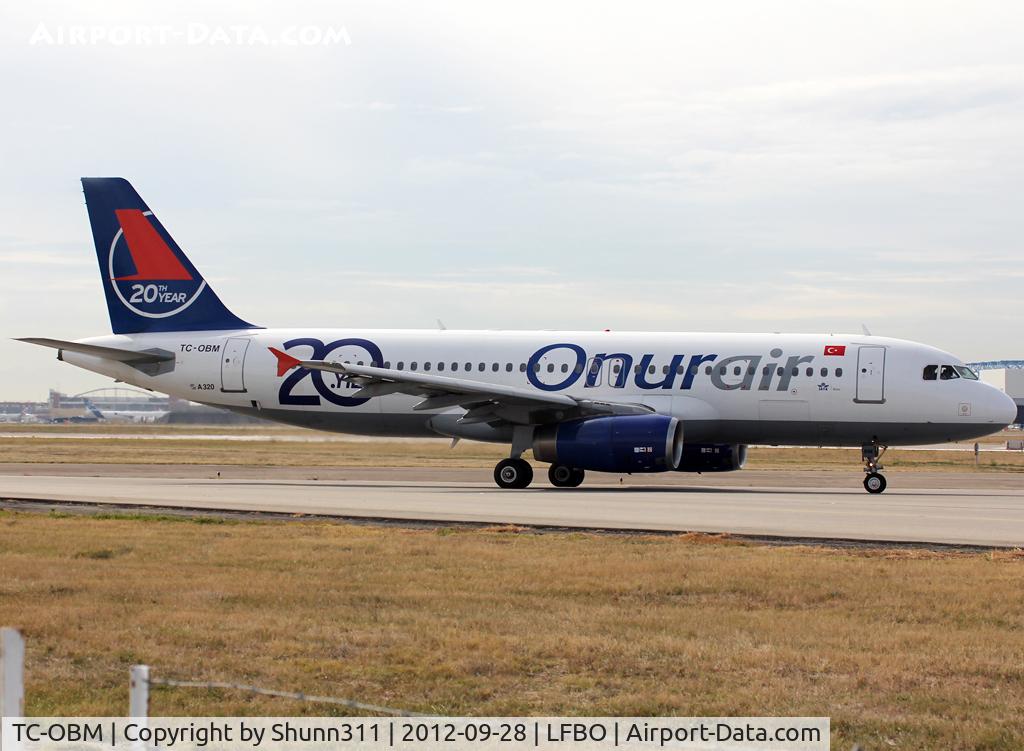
59;328;1015;447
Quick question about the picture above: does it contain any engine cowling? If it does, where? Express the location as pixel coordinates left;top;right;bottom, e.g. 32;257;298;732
533;415;684;473
675;443;747;472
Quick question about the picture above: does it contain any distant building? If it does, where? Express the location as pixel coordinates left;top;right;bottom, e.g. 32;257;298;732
48;387;170;422
0;388;268;425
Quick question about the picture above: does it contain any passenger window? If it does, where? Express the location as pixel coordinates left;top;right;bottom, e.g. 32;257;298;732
662;365;669;374
940;365;960;380
734;366;741;376
423;362;431;371
806;367;813;377
691;365;699;375
792;367;799;376
677;365;685;375
561;364;569;373
575;363;584;374
437;362;444;371
923;365;938;381
383;361;390;369
820;367;827;377
719;366;726;375
777;367;784;376
763;366;770;376
547;364;554;373
492;363;499;372
451;362;458;371
478;363;485;372
519;363;527;372
705;366;712;375
649;365;656;374
465;362;472;371
836;368;843;377
397;361;404;370
533;363;540;372
506;363;513;372
410;362;418;371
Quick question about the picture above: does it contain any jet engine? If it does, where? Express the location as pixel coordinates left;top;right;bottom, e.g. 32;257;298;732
675;443;747;472
532;414;683;473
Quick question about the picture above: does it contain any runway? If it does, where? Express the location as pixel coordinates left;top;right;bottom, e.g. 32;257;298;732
2;469;1023;547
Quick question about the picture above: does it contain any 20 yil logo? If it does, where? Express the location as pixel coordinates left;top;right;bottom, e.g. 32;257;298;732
107;209;205;318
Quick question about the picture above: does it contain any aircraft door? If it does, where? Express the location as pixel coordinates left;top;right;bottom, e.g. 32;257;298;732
221;337;251;393
855;346;886;403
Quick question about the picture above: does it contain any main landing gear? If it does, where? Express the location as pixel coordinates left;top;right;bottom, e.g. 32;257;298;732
862;443;888;494
548;464;585;488
492;459;586;489
494;458;533;489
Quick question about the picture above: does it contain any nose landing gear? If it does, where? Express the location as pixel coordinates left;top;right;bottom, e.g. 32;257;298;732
862;443;888;494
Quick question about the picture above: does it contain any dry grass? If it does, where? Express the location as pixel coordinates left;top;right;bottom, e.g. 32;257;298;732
1;435;1023;472
2;512;1024;749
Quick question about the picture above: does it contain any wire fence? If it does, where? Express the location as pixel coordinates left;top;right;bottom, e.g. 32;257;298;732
146;675;424;716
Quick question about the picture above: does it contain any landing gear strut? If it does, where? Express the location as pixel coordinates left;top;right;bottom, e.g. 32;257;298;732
494;458;533;489
862;443;888;494
548;464;585;488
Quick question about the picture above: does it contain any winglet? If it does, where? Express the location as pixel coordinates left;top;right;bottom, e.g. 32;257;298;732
269;347;302;377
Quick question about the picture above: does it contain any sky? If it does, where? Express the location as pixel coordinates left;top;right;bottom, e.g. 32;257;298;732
1;1;1022;399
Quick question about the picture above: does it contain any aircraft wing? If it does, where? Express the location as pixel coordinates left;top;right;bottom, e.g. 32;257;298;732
269;347;653;425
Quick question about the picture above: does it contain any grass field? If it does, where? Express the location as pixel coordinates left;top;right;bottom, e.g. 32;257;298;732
1;434;1022;472
2;511;1023;749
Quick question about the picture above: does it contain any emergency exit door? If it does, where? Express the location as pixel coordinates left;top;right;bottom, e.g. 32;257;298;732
221;337;251;393
855;346;886;403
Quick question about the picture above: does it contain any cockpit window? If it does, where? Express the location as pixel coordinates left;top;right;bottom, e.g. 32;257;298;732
922;365;938;381
939;365;960;380
954;365;979;380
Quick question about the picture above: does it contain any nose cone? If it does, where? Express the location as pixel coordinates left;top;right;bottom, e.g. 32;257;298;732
993;389;1018;427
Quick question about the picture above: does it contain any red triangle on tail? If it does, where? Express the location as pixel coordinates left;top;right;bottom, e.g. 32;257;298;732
113;209;193;281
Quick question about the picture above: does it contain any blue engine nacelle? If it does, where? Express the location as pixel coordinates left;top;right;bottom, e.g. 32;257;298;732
675;443;747;472
532;415;684;473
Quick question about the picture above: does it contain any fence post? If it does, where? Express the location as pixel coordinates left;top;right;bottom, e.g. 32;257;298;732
1;628;25;718
1;628;25;751
129;665;149;718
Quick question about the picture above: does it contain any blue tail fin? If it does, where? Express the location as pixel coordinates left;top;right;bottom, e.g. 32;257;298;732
81;177;258;334
82;398;104;420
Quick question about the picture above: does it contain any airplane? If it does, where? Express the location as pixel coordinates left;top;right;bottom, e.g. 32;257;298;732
82;397;169;424
18;178;1017;493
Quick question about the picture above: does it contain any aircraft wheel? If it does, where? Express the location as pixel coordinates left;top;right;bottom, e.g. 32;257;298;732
494;458;533;489
548;464;585;488
863;472;887;494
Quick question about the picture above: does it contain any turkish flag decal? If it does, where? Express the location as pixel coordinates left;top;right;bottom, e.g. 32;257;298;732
824;345;846;356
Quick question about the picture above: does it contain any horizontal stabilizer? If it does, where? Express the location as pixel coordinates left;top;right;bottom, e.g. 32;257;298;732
17;337;174;364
